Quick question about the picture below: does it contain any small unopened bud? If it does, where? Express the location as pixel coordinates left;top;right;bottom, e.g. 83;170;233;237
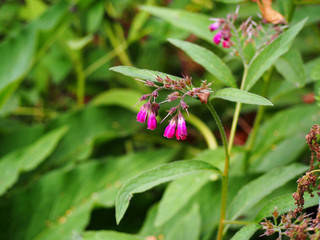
196;91;211;104
156;75;163;83
185;76;192;86
140;94;150;101
152;91;158;98
167;92;180;101
145;80;156;87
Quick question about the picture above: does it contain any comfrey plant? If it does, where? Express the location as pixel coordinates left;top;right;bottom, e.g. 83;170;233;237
261;125;320;240
110;3;308;240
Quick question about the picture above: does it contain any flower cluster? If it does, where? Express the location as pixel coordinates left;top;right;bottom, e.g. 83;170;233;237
135;75;212;141
209;18;232;48
209;7;287;52
261;208;320;240
261;126;320;239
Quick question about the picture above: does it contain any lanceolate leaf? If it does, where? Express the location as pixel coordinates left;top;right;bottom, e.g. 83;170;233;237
82;231;144;240
0;126;68;196
227;164;308;220
109;66;180;82
168;39;236;87
140;6;213;43
212;88;273;106
115;160;221;224
244;18;307;91
230;224;261;240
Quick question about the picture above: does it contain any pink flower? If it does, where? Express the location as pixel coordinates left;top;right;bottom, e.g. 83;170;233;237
209;22;220;31
137;103;149;123
213;31;222;45
147;112;157;130
163;119;176;138
176;113;187;140
222;40;230;48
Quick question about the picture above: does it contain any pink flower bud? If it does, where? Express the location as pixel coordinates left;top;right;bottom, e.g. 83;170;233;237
136;103;149;123
147;112;157;130
209;22;220;32
163;119;176;138
222;40;230;48
213;32;222;45
176;113;187;140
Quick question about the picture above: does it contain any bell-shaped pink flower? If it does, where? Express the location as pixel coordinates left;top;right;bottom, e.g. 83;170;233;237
176;113;187;140
209;22;220;32
222;40;230;48
213;31;222;45
137;103;149;123
163;119;176;139
147;112;157;130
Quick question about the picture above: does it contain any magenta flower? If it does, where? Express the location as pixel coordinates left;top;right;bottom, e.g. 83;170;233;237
137;103;149;123
163;119;177;139
176;113;187;140
147;112;157;130
222;40;230;48
209;22;220;32
213;31;222;45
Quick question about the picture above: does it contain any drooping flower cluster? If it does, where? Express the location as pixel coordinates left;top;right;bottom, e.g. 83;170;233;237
209;18;232;48
135;75;212;141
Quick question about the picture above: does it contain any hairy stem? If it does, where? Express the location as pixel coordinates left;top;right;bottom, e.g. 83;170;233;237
207;102;230;240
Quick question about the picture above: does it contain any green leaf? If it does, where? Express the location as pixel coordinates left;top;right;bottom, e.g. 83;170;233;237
227;164;308;220
244;18;307;91
212;88;273;106
0;126;68;196
278;0;294;22
230;224;261;240
0;149;176;240
275;49;306;87
115;160;221;224
46;106;140;167
140;5;213;43
255;193;318;222
168;39;236;87
109;66;181;82
215;0;246;2
155;172;211;226
82;231;144;240
166;204;201;240
0;26;36;108
250;136;306;172
310;62;320;80
91;88;142;113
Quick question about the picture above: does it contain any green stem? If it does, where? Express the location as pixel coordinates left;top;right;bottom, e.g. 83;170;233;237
227;65;249;154
207;101;230;240
74;53;85;107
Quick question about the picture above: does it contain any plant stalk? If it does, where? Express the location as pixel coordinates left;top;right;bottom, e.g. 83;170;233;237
227;65;248;154
207;102;230;240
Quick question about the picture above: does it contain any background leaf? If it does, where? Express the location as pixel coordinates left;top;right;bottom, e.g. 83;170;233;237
230;224;261;240
168;39;236;87
212;88;273;106
244;18;307;91
0;126;68;196
116;160;221;224
82;231;144;240
0;149;176;240
275;49;306;87
140;6;213;43
227;164;308;220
